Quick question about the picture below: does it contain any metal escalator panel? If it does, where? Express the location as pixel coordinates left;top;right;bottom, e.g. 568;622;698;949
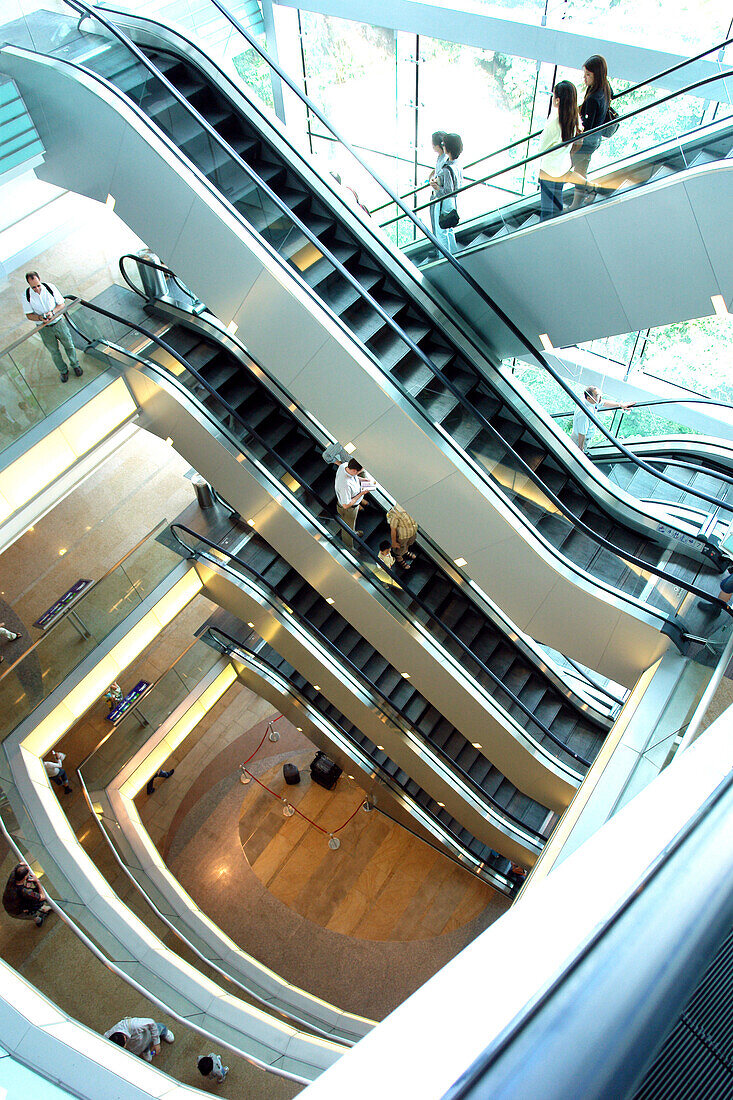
64;21;722;636
183;524;551;844
16;6;727;640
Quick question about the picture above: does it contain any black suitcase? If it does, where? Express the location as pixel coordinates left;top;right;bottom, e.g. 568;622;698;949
283;763;301;785
310;751;342;791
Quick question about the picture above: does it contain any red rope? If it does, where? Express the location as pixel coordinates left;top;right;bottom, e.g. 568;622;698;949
241;715;363;838
243;768;364;836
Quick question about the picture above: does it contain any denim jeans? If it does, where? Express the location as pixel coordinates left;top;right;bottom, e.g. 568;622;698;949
38;317;80;377
539;179;565;220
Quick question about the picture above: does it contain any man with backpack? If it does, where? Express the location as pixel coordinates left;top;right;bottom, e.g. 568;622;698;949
22;271;83;383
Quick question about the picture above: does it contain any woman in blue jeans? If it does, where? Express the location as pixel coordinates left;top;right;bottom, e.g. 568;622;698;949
538;81;580;220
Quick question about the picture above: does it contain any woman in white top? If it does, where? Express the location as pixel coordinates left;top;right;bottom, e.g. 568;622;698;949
537;80;580;221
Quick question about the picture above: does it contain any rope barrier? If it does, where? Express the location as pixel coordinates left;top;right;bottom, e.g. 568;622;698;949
239;718;366;847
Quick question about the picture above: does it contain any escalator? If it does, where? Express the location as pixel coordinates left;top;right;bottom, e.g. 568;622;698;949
4;4;731;669
113;267;610;776
171;522;550;864
68;281;607;814
206;624;527;895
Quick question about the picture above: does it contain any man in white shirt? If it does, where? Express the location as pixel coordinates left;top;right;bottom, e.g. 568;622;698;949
22;271;83;383
334;458;374;549
105;1016;175;1061
571;386;632;453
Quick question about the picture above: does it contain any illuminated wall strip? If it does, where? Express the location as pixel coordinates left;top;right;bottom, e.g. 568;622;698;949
119;664;237;798
22;569;203;757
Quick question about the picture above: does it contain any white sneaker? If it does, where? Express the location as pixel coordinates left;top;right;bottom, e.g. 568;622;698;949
162;1030;174;1043
143;1050;153;1062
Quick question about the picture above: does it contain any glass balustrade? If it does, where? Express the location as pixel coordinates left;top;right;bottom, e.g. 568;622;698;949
0;522;181;742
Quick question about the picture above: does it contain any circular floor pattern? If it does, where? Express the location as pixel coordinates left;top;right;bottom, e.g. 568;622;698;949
238;752;494;942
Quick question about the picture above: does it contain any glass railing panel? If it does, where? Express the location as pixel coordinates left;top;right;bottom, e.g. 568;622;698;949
0;300;111;456
0;524;180;742
80;639;220;791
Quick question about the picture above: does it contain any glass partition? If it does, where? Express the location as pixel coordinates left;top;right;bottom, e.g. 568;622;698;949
80;639;220;792
0;301;110;455
0;523;180;742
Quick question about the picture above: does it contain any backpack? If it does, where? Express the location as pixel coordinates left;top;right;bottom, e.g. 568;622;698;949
602;103;620;139
26;281;54;302
438;164;460;229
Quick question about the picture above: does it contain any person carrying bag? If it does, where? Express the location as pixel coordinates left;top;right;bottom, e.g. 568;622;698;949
431;132;463;255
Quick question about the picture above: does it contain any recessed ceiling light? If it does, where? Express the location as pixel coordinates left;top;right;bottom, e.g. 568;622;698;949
247;518;256;526
314;685;320;691
472;742;482;749
711;294;729;317
454;557;467;567
247;622;254;628
326;597;335;605
437;802;445;808
377;745;384;751
539;333;554;351
344;441;356;453
401;672;410;679
296;727;302;732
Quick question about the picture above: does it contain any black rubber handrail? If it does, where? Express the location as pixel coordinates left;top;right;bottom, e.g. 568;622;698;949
116;0;733;524
57;8;727;597
371;32;733;213
550;396;733;504
68;291;592;767
380;67;733;228
171;524;547;843
119;254;621;713
204;623;519;892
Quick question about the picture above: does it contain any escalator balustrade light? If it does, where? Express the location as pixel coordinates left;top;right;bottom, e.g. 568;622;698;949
247;518;256;526
164;437;173;446
227;320;239;334
472;743;482;749
326;597;335;605
314;685;321;691
247;622;255;628
454;557;467;567
711;294;729;317
539;333;554;351
105;193;115;210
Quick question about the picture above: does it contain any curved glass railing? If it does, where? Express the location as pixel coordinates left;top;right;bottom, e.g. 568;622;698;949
171;521;548;848
11;2;731;625
67;288;604;771
374;32;726;221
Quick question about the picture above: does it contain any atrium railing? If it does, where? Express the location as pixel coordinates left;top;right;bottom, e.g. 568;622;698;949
371;32;733;217
0;520;181;741
67;290;607;771
172;523;546;847
204;623;521;894
0;296;102;455
79;0;733;527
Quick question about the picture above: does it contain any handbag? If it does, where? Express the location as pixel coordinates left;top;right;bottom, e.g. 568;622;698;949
438;164;460;229
602;103;620;139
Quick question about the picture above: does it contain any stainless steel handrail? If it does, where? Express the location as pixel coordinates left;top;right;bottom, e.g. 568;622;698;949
0;296;81;359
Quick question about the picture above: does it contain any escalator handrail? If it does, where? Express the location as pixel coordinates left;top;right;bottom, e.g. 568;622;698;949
379;66;733;227
67;292;719;635
170;523;547;842
204;624;518;891
549;396;733;502
118;254;621;715
58;9;725;598
370;32;733;214
68;291;593;767
89;4;733;550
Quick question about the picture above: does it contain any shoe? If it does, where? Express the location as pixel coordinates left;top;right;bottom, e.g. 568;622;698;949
6;632;19;641
162;1029;174;1043
143;1050;154;1062
218;1068;229;1083
162;768;174;778
696;598;721;615
64;785;73;795
34;911;46;927
60;372;69;383
73;366;83;377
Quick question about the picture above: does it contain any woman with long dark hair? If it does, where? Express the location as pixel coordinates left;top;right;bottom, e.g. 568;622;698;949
538;80;580;220
571;54;613;208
